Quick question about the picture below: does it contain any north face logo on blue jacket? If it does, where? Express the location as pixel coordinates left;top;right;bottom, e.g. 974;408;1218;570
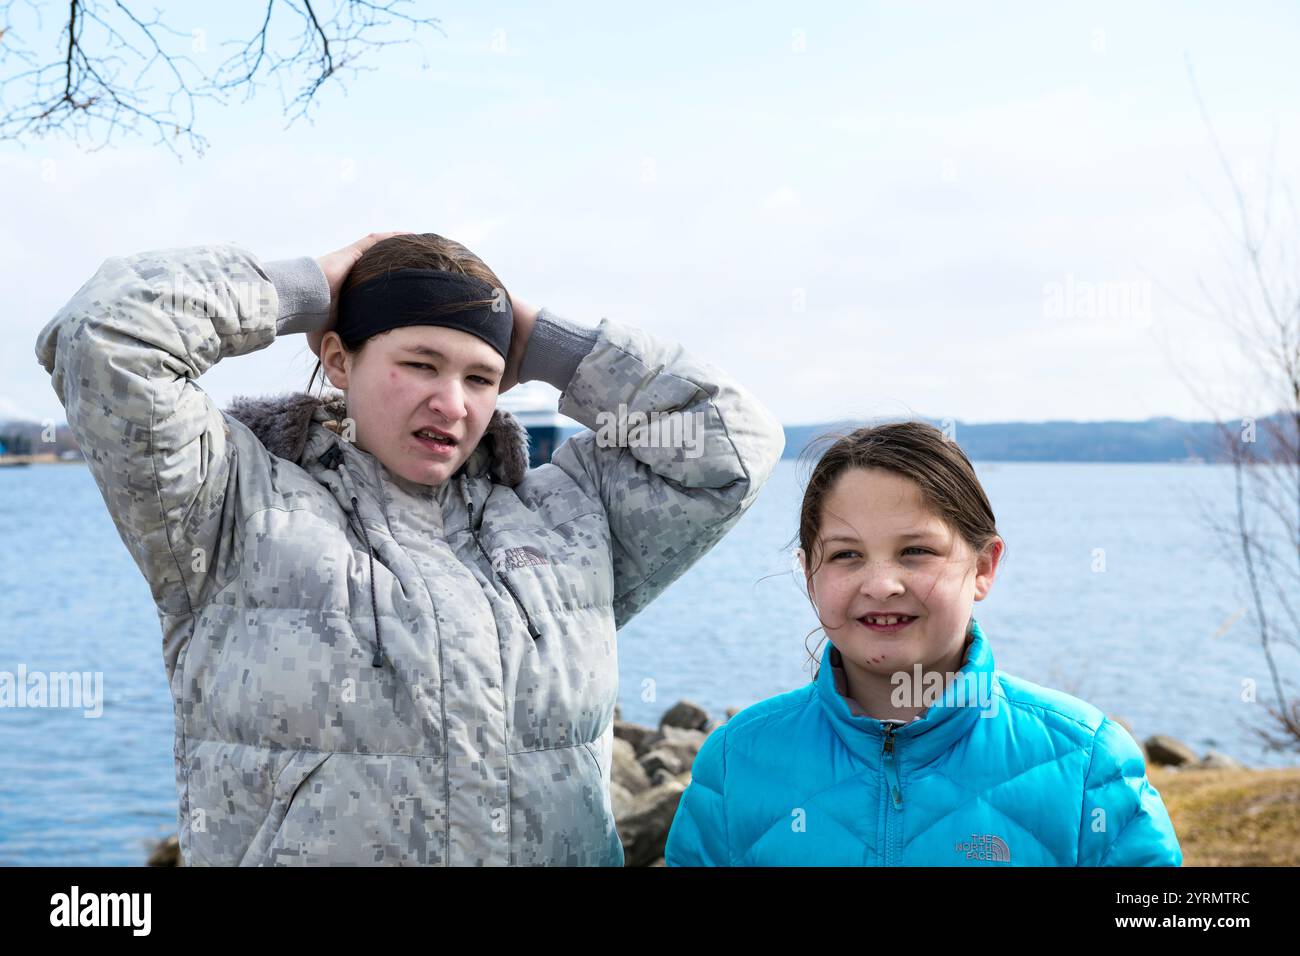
955;834;1011;862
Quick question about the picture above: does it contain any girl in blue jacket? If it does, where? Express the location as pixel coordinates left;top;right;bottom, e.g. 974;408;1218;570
665;421;1182;866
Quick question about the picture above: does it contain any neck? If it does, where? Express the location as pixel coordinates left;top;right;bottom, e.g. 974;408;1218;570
381;461;447;499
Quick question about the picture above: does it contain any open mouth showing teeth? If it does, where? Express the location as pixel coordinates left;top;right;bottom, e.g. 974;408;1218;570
414;429;456;446
860;615;916;627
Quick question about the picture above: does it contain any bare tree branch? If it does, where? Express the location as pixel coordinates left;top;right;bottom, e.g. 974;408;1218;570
1177;55;1300;755
0;0;443;157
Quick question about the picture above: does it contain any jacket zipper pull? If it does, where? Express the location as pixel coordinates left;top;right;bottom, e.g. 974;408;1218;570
882;723;904;809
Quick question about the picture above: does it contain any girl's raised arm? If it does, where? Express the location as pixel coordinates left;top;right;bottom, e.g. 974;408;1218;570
524;310;785;630
34;243;329;669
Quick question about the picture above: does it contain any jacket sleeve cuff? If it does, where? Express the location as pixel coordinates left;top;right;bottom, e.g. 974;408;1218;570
517;307;600;391
264;256;331;334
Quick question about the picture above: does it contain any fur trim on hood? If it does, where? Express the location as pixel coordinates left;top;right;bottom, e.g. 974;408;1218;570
223;390;532;487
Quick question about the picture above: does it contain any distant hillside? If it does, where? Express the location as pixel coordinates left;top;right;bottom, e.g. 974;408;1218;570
7;406;1286;465
780;416;1280;463
551;415;1252;463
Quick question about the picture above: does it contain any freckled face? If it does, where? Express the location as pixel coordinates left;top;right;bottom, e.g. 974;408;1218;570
322;325;504;486
803;467;999;680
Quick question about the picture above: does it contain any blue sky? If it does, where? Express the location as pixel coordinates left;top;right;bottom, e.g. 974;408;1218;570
3;0;1298;426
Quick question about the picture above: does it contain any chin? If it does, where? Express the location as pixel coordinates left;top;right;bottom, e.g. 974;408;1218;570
862;648;924;675
416;464;452;485
391;457;451;487
838;630;930;673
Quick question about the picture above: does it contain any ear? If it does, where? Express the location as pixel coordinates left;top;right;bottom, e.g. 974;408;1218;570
320;331;352;390
973;536;1004;601
794;546;815;596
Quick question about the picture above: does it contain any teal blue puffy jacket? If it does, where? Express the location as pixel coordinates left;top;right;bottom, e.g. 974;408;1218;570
665;619;1182;866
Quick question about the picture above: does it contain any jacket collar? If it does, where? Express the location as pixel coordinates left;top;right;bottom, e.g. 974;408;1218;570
816;618;1000;767
223;389;532;488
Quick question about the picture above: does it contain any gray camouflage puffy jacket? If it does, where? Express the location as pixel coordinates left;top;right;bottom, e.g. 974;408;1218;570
35;243;785;866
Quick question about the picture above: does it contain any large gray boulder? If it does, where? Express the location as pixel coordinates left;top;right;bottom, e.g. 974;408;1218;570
613;737;652;793
615;779;687;867
1144;734;1198;767
613;720;662;757
660;700;710;732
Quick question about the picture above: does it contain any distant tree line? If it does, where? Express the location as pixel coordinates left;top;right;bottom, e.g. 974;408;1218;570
0;422;81;457
0;431;32;455
778;414;1289;463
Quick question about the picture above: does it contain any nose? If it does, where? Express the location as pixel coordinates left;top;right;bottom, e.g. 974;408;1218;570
426;377;468;425
859;559;905;602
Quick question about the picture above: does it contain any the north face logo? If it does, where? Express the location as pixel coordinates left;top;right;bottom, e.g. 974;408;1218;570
954;833;1011;862
492;546;550;572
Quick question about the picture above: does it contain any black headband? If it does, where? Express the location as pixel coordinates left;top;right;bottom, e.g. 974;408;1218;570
336;268;513;358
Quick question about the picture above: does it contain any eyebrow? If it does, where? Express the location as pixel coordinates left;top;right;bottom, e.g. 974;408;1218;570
401;346;504;377
820;531;942;545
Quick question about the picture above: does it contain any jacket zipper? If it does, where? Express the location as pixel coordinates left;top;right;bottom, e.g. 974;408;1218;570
349;495;385;668
465;496;542;643
881;721;904;865
320;448;384;667
329;448;542;649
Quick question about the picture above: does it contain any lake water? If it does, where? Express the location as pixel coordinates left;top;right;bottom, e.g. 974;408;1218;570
1;458;1295;865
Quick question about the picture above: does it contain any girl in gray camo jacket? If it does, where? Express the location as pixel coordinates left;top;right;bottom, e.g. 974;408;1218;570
37;231;784;866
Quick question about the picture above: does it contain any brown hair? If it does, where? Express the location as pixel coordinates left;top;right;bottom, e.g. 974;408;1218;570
788;420;1004;676
307;233;508;394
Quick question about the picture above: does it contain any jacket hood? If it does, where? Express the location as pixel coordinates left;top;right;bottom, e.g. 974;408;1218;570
223;389;533;487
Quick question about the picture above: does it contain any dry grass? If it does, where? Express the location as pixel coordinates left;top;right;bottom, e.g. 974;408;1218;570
1148;765;1300;866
